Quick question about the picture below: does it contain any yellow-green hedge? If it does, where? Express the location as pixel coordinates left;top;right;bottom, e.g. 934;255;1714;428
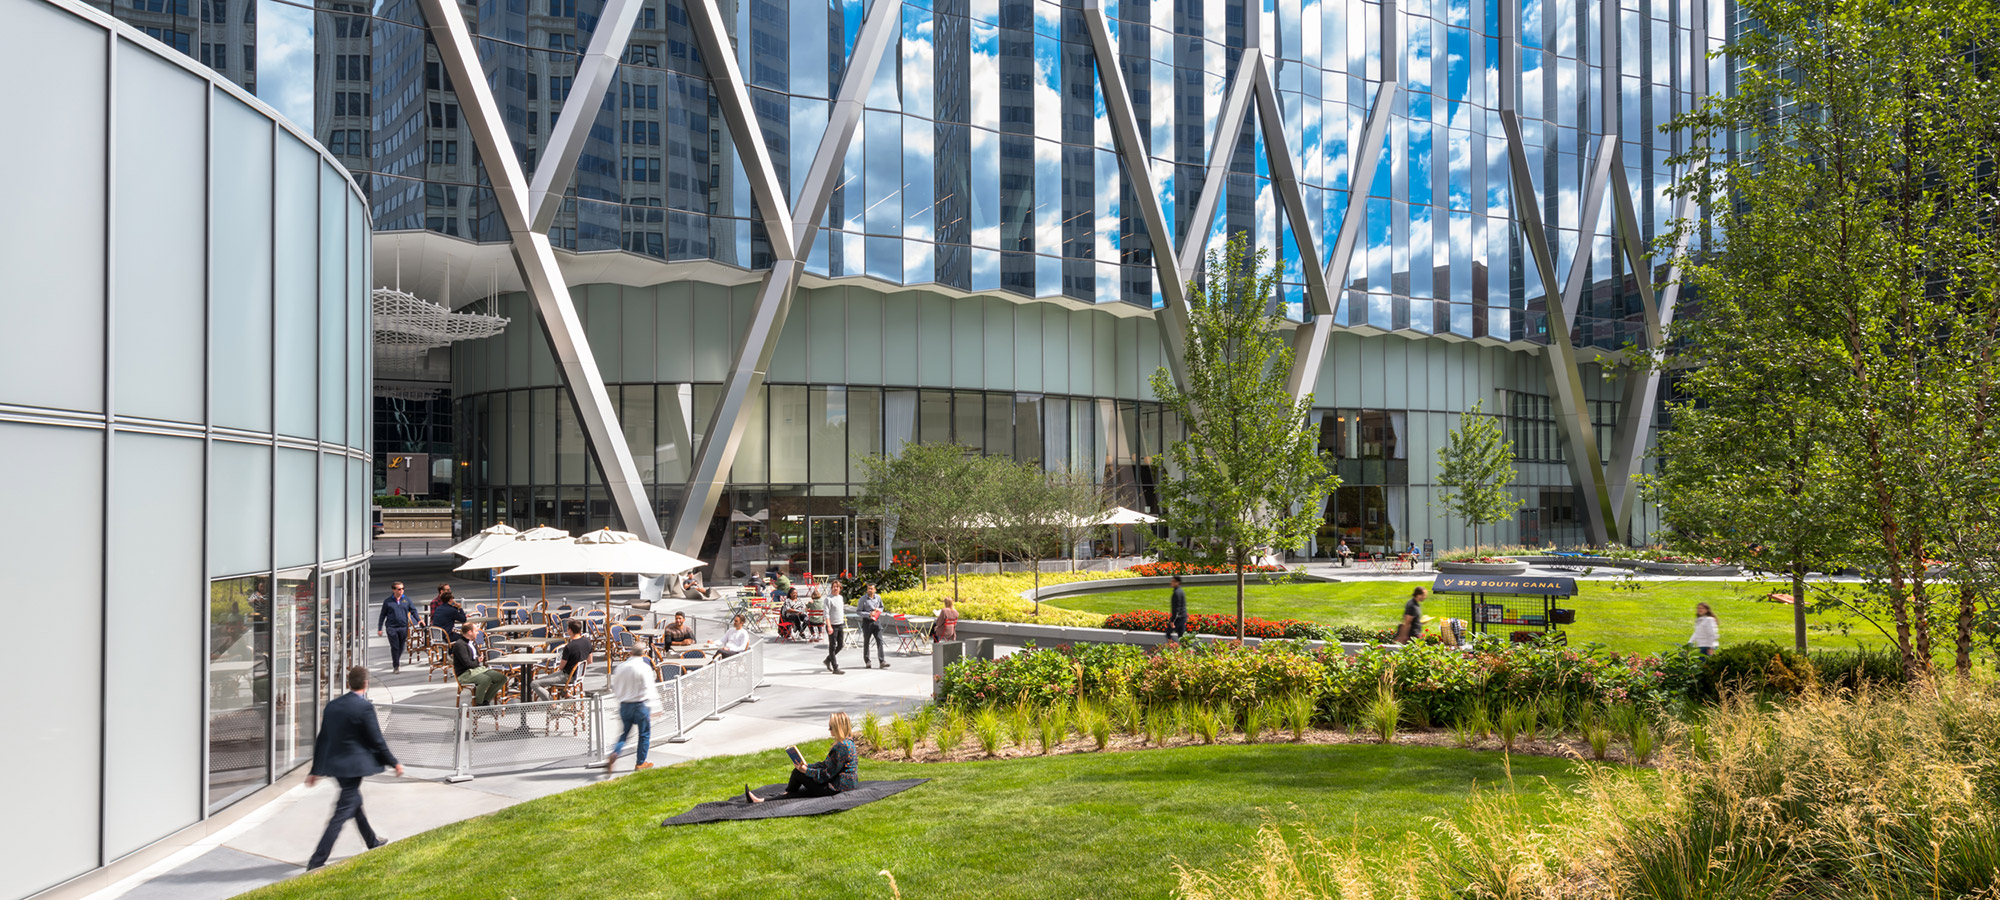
880;570;1135;627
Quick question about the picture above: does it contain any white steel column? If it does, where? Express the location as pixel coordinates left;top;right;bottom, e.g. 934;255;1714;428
667;0;905;556
1082;0;1193;389
419;0;663;543
529;0;648;231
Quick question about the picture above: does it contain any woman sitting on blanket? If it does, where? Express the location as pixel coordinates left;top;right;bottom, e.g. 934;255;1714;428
747;712;859;802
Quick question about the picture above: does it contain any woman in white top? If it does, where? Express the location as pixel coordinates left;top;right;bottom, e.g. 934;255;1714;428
717;614;753;658
1689;602;1719;657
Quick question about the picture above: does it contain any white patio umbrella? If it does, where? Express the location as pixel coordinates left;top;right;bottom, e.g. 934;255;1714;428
1095;507;1161;559
1095;507;1161;525
443;523;520;559
480;528;706;626
443;523;521;601
454;526;572;603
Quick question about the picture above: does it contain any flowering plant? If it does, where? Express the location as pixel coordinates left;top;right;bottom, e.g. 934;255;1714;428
1125;561;1290;577
1104;610;1314;640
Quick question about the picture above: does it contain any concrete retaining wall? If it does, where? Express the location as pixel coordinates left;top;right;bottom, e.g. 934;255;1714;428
952;617;1369;656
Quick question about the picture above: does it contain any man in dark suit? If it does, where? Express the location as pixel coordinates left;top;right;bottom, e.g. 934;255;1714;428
306;666;404;870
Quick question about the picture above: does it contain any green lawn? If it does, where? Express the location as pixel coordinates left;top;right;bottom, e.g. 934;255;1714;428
246;744;1588;900
1055;580;1895;654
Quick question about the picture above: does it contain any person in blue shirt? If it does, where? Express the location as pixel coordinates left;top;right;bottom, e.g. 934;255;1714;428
376;582;418;674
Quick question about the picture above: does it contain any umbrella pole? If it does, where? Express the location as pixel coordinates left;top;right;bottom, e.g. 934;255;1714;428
603;573;613;635
541;574;547;605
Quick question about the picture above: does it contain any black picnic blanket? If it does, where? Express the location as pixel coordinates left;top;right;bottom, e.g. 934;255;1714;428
659;779;928;826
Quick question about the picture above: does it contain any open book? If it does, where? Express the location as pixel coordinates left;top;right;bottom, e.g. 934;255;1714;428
786;746;806;767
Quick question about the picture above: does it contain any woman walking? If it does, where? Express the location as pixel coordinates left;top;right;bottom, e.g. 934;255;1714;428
1689;602;1719;656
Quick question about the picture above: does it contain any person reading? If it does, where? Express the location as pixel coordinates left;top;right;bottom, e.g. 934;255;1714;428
746;712;859;802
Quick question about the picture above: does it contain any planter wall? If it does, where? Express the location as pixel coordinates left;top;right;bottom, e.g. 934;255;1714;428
951;618;1367;656
1436;560;1530;575
1636;561;1743;576
1024;570;1337;603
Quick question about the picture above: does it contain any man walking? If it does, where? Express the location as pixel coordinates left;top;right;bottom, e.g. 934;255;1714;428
376;582;417;673
307;666;403;870
604;646;657;772
823;588;847;674
1395;587;1427;644
1166;575;1189;644
856;584;889;668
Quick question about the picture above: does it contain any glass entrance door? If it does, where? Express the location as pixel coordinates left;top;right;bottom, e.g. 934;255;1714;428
808;516;849;576
854;517;883;571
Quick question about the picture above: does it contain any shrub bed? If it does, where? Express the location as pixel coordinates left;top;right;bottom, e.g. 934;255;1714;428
1124;561;1291;577
939;637;1708;722
878;571;1131;626
1103;610;1327;640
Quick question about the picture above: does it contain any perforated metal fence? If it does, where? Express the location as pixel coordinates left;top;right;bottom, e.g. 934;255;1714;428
376;703;462;771
650;637;761;743
379;637;763;779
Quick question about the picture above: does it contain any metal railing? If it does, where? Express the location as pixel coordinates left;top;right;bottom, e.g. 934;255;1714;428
652;639;764;743
377;637;764;779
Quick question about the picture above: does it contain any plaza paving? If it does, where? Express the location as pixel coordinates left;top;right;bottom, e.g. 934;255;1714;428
84;558;936;900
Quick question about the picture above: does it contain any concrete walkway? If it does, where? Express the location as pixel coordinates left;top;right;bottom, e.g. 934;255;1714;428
84;561;934;900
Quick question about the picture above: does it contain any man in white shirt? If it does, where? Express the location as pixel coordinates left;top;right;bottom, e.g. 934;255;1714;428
822;590;847;674
718;613;753;658
604;646;657;772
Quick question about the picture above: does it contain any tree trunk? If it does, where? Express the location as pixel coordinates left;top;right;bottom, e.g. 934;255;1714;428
1033;561;1042;615
1235;550;1247;643
1911;535;1932;674
1956;582;1975;682
1791;562;1807;653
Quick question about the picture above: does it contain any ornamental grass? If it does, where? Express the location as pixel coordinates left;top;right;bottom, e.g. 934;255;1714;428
1176;681;2000;900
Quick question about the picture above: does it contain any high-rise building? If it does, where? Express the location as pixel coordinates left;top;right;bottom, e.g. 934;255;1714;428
105;0;1721;568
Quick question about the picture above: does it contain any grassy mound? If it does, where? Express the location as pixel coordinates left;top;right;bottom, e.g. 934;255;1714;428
243;744;1589;900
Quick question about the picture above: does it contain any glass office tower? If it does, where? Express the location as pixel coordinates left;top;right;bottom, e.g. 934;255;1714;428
98;0;1722;575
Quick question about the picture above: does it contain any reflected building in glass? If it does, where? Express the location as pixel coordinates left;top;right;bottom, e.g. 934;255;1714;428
102;0;1723;575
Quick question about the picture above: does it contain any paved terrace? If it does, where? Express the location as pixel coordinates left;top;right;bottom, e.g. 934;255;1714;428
80;547;1801;900
84;557;935;900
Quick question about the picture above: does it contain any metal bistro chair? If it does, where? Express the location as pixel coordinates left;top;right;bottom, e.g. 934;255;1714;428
622;613;648;632
543;660;589;736
425;627;453;681
499;600;523;623
607;624;634;662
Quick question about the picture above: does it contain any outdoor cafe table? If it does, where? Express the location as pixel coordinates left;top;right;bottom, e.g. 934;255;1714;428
628;628;666;651
495;638;552;651
486;652;558;701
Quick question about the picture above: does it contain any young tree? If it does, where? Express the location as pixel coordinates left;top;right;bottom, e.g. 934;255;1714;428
1665;0;2000;676
1645;396;1858;652
855;443;985;600
1150;235;1337;641
987;462;1106;609
1433;400;1524;552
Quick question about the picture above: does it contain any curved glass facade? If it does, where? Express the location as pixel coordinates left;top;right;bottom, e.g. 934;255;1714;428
0;2;372;896
145;0;1720;347
451;283;1654;577
86;0;1701;572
